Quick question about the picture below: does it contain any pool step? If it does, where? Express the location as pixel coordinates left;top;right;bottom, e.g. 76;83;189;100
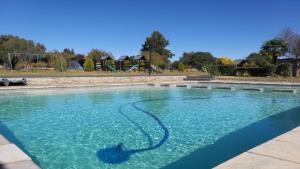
242;87;264;92
160;84;170;87
191;85;212;90
215;86;235;91
176;84;187;88
156;83;299;94
272;89;297;94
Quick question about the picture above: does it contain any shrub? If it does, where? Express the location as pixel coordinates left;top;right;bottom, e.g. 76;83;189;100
276;63;291;77
177;62;185;71
55;55;67;72
218;65;235;76
84;57;94;71
217;57;234;65
207;64;219;76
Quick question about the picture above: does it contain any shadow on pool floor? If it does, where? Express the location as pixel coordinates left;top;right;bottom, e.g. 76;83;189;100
162;106;300;169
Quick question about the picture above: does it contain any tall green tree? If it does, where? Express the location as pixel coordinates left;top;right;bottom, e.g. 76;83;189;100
180;52;216;70
61;48;76;61
141;31;173;66
261;39;288;64
242;52;272;67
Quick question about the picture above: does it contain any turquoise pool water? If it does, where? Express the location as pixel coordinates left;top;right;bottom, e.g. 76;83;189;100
1;87;300;169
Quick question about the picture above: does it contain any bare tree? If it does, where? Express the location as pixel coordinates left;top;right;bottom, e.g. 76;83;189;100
278;28;300;59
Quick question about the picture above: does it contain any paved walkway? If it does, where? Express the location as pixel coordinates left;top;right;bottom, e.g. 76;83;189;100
215;126;300;169
0;135;40;169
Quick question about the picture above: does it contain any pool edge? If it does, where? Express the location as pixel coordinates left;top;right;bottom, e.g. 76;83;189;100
214;126;300;169
0;134;40;169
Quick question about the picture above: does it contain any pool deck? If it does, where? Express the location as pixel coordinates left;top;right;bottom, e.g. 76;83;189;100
0;135;40;169
214;126;300;169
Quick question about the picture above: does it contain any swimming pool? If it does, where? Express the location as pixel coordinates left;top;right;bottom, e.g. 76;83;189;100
1;86;300;169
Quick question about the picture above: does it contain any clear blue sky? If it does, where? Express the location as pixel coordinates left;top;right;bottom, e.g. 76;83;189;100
1;0;300;60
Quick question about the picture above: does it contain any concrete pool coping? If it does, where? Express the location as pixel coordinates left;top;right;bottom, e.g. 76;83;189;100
214;126;300;169
0;134;40;169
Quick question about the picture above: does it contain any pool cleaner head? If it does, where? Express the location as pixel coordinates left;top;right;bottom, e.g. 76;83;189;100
97;143;131;164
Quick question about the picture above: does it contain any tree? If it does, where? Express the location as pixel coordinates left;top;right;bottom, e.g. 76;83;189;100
180;52;216;70
278;28;300;59
55;55;67;72
260;39;288;64
87;49;107;61
243;52;272;67
217;57;234;65
141;31;173;66
142;51;167;68
83;57;94;71
177;61;185;71
62;48;76;61
35;43;46;54
0;34;48;66
141;31;173;57
0;45;5;64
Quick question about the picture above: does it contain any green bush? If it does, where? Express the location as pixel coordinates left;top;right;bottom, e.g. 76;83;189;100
84;57;94;71
218;65;235;76
276;63;291;77
55;55;67;72
207;65;219;76
177;62;185;71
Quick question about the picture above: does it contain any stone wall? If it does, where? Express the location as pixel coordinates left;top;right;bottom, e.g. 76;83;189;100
26;76;186;86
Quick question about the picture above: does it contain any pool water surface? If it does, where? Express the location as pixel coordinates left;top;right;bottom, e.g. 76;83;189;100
0;87;300;169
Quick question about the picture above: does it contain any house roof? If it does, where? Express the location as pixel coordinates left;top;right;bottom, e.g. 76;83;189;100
118;55;130;61
100;56;114;60
234;59;244;65
134;55;146;60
